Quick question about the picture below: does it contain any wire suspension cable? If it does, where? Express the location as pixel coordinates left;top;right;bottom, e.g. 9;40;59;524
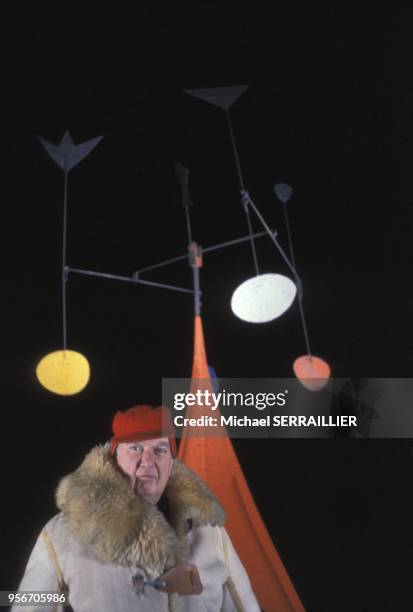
225;110;245;190
244;202;260;276
62;170;68;351
282;202;311;356
297;296;312;357
226;110;260;275
282;205;297;271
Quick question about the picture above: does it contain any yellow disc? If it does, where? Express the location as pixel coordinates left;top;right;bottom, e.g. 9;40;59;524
36;350;90;395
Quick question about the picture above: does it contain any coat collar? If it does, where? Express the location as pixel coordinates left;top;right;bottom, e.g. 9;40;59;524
55;445;226;576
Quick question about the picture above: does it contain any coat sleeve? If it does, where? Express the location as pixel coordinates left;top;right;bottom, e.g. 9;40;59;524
220;527;261;612
11;527;65;612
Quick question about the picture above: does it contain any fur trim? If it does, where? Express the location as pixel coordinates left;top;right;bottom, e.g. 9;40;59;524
56;446;225;576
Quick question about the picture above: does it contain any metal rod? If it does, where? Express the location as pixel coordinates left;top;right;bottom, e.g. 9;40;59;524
135;277;194;295
135;253;189;276
226;110;245;190
202;229;274;254
67;267;194;294
192;267;201;315
282;205;297;271
135;230;273;278
297;295;312;357
282;204;311;355
62;170;68;350
225;110;260;274
243;200;260;275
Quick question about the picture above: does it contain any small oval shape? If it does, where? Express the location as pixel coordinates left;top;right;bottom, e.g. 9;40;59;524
36;349;90;395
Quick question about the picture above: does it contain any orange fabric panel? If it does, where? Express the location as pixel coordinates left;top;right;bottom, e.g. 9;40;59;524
178;315;305;612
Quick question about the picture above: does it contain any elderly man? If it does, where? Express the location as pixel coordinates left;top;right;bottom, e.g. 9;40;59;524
13;405;260;611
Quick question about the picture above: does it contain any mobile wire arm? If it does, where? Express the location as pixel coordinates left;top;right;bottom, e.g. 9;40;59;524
66;228;276;299
240;189;312;357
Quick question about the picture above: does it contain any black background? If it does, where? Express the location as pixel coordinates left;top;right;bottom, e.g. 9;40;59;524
2;3;413;611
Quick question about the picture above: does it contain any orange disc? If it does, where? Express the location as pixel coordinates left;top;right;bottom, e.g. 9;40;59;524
293;354;331;391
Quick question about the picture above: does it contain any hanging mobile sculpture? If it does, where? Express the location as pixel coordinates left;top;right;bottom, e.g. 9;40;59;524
274;182;331;390
184;85;330;390
36;132;103;395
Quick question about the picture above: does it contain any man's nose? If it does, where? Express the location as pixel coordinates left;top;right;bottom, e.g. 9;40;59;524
139;447;155;465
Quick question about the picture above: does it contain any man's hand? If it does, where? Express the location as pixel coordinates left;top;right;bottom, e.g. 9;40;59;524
158;564;203;595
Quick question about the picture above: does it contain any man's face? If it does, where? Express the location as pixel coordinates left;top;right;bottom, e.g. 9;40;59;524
116;437;174;505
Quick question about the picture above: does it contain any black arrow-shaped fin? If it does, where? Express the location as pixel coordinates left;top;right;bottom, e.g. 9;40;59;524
39;131;103;172
174;160;194;208
184;85;249;110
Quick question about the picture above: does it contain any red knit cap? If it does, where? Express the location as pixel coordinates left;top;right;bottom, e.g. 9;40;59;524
110;405;177;457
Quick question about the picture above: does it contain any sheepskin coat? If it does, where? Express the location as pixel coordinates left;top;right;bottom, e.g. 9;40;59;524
13;446;260;612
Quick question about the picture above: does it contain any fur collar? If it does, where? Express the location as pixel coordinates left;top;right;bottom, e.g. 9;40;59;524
55;445;226;576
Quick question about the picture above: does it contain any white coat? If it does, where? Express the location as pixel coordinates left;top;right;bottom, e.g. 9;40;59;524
13;446;260;612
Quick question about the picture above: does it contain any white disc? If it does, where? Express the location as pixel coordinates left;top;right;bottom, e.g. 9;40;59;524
231;273;297;323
